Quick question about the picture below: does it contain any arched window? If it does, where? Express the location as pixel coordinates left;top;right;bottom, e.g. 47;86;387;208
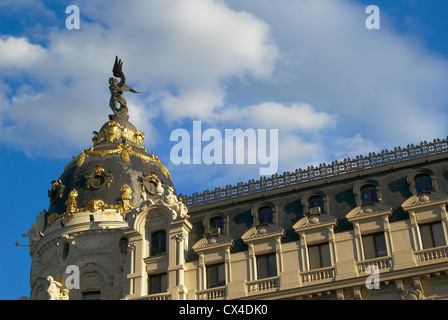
360;184;378;204
309;195;324;213
258;206;274;225
414;173;432;194
151;230;166;256
209;216;224;230
407;169;438;196
62;242;70;260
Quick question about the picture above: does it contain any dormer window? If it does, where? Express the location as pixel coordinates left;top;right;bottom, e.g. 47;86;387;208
414;173;432;194
360;184;378;204
209;216;224;234
407;169;438;196
258;206;274;225
301;190;330;216
203;213;229;236
353;180;382;206
309;195;324;212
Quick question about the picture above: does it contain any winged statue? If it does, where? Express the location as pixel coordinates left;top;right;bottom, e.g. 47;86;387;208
109;56;139;118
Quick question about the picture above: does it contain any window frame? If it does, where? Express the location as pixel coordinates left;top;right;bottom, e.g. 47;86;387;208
148;272;168;294
256;253;278;279
307;242;332;270
206;263;226;289
419;221;446;249
150;230;166;256
362;232;388;260
251;202;278;226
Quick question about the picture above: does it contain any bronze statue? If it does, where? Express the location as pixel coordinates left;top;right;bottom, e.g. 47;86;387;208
109;56;139;118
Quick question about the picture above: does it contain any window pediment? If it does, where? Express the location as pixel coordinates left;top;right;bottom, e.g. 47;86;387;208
193;234;234;252
241;224;285;244
401;191;448;211
293;213;337;232
346;202;392;223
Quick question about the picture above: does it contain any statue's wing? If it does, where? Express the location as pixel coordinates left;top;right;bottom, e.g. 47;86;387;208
120;84;139;94
112;56;125;79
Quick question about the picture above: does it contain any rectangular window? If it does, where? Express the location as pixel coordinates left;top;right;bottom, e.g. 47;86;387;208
420;222;445;249
308;243;331;269
148;273;167;294
257;253;277;279
207;263;226;288
362;232;387;260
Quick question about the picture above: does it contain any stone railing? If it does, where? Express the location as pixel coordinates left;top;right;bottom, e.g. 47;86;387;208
196;286;226;300
246;276;280;293
183;138;448;208
356;256;392;273
136;292;171;300
414;245;448;264
301;266;335;284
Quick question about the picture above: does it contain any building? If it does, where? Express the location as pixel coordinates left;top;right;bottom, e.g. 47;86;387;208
25;63;448;301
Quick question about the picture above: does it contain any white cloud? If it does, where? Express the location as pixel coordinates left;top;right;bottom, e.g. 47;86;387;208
0;37;46;68
1;0;448;194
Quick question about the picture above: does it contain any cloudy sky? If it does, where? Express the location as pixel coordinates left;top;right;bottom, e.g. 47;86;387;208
1;0;448;299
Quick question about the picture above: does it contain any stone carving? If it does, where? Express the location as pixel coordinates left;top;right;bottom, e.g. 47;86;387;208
45;276;67;300
109;56;139;118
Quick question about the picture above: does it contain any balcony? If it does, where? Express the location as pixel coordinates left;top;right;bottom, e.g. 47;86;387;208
196;286;226;300
246;276;280;294
414;245;448;264
356;256;392;273
136;292;171;300
300;266;335;284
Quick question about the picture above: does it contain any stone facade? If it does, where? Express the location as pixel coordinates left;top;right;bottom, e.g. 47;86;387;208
27;112;448;299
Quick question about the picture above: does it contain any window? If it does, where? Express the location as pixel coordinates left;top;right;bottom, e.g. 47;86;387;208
207;263;225;288
151;230;166;256
362;232;387;260
360;185;378;204
258;206;274;225
148;273;167;294
309;195;324;213
257;253;277;279
209;217;224;232
420;222;445;249
308;243;331;269
414;173;432;194
119;237;128;255
62;243;70;260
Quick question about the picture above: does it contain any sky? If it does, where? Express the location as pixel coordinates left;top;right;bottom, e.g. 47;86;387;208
1;0;448;300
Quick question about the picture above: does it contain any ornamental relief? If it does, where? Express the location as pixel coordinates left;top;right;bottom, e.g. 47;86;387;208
85;165;113;190
48;179;65;205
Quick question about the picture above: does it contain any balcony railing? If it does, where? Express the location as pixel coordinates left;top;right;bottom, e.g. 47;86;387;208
414;245;448;264
196;286;226;300
356;256;392;273
301;266;335;284
246;276;280;293
136;292;171;300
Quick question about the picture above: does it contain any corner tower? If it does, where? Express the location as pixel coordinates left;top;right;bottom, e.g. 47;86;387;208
25;57;190;300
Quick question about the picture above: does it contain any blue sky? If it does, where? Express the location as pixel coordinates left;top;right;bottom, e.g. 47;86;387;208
1;0;448;299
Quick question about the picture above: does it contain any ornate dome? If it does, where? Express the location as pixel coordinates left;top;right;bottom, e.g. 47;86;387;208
45;113;173;225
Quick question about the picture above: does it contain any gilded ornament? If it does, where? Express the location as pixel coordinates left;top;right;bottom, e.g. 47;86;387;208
85;199;106;212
